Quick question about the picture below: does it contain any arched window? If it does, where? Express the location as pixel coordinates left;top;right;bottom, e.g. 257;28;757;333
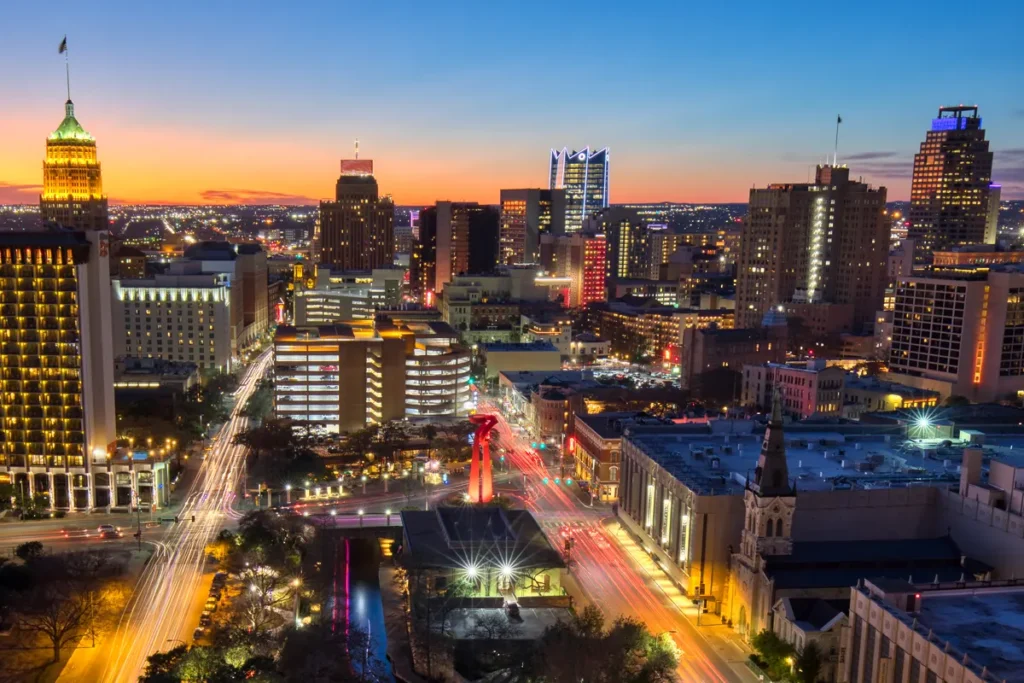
765;518;774;537
775;518;784;537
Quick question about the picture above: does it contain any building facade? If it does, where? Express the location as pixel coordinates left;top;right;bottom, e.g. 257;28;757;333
112;273;235;373
737;166;888;333
908;106;995;262
410;205;437;305
40;100;108;231
499;189;566;265
317;159;395;271
539;232;607;307
741;361;846;418
549;147;609;233
0;231;119;509
886;267;1024;401
587;207;650;280
434;202;500;292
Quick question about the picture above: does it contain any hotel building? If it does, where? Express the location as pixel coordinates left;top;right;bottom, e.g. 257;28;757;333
112;273;235;373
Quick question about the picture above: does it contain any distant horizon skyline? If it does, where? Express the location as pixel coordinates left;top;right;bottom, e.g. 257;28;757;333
2;1;1022;206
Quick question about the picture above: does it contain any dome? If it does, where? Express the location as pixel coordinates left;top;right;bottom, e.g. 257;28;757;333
48;100;94;142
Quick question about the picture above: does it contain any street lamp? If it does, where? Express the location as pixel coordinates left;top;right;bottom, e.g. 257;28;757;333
385;508;392;526
383;472;389;493
361;474;367;495
285;483;292;505
358;509;365;528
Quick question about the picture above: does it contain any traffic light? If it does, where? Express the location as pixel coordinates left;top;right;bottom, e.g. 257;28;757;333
542;477;549;485
531;442;538;449
539;443;546;450
467;377;476;385
554;477;561;485
566;478;573;485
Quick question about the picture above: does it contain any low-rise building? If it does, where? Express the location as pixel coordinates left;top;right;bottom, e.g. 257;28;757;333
568;332;610;362
841;376;940;419
572;411;671;502
479;341;561;380
741;361;846;418
401;507;566;600
845;577;1022;683
521;313;573;355
608;279;679;306
114;356;200;394
498;370;600;444
771;597;848;683
681;326;786;392
293;266;405;325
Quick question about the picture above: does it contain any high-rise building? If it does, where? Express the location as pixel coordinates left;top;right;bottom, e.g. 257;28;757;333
586;207;649;280
648;226;684;279
549;147;609;233
498;189;566;265
0;230;117;509
539;233;607;308
317;159;394;271
886;266;1024;402
736;165;888;333
40;100;108;231
410;206;437;306
434;202;499;292
908;106;995;262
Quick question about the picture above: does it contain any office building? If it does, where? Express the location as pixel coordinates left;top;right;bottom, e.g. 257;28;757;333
840;376;939;419
741;360;846;418
908;106;995;262
317;158;395;271
932;243;1024;267
182;241;266;348
549;147;609;233
0;230;117;509
438;269;554;335
112;245;146;278
273;318;469;432
410;205;437;305
539;233;607;308
40;99;108;231
499;189;566;265
737;165;888;333
434;202;499;292
112;273;235;373
608;279;678;306
648;227;684;279
886;266;1024;401
478;340;561;380
587;207;649;280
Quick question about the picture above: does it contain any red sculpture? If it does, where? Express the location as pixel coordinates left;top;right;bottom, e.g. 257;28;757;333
467;414;498;503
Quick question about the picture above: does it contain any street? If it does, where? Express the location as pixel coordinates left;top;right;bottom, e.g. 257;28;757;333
479;398;757;683
57;348;273;683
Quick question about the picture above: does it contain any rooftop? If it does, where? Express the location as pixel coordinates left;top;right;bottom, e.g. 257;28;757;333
479;341;558;353
400;507;564;570
917;589;1024;682
576;411;668;440
48;100;94;142
779;597;848;633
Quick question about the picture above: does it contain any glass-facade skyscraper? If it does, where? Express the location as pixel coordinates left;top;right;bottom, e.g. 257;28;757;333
908;106;994;263
549;147;609;233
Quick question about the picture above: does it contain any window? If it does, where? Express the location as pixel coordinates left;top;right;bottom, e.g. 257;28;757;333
765;518;774;537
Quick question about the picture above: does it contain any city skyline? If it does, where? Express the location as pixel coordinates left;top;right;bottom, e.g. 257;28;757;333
1;1;1023;207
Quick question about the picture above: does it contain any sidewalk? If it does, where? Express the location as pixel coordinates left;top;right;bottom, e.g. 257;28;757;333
603;516;756;681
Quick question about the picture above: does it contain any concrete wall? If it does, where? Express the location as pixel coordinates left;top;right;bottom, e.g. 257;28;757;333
934;487;1024;577
791;487;937;542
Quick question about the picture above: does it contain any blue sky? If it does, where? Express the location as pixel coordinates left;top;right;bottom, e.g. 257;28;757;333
1;0;1022;203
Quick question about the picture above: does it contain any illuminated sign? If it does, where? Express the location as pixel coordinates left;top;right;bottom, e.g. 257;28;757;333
340;159;374;176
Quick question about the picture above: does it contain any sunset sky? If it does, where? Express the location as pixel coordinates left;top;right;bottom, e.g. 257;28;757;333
2;0;1022;206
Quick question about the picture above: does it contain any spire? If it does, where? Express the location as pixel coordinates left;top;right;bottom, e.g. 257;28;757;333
752;388;793;497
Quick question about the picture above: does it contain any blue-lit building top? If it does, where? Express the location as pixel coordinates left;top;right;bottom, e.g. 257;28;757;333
549;147;609;233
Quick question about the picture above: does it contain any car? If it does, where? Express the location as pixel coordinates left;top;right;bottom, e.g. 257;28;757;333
193;627;205;641
503;599;521;619
61;528;91;538
199;612;212;626
204;600;217;612
97;524;120;534
100;529;123;539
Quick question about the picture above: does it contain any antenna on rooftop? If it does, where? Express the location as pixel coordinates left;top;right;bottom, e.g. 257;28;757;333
354;138;359;160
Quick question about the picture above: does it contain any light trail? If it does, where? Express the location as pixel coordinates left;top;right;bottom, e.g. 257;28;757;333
480;399;746;683
101;349;272;682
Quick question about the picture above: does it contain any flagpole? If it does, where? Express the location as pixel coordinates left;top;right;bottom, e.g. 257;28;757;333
833;116;841;166
65;42;71;101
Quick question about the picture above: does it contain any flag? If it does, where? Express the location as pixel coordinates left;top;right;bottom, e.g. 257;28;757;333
58;37;67;54
837;115;842;124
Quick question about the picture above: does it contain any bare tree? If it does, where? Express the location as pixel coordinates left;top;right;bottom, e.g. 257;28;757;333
473;613;522;640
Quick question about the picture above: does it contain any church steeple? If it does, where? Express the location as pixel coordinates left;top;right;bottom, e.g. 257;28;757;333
752;390;793;497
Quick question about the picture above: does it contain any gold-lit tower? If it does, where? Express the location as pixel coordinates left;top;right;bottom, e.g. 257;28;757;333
40;99;108;231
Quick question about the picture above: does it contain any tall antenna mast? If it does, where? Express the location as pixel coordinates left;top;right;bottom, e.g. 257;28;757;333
354;138;359;160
